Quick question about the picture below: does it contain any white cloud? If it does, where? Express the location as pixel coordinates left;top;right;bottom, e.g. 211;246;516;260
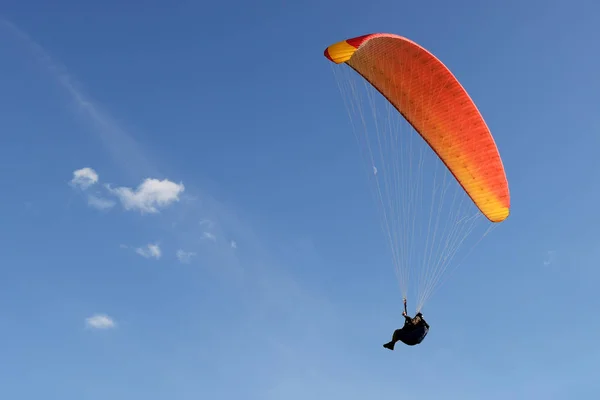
68;168;115;211
136;243;161;259
176;249;196;264
231;240;237;249
85;314;115;329
107;178;185;214
68;168;183;214
202;232;216;241
87;194;116;210
70;167;98;190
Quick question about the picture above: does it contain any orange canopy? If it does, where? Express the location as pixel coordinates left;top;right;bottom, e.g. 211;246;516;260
324;33;510;222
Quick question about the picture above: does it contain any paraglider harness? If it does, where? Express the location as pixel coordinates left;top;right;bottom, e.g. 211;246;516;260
399;300;429;346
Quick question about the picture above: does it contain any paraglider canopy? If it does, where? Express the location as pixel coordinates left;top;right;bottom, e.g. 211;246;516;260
324;33;510;223
323;33;510;310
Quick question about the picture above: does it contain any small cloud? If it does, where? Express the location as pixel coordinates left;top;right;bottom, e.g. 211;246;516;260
136;243;161;259
202;232;216;241
373;165;378;175
543;250;557;266
70;167;98;190
87;194;116;210
85;314;115;329
231;240;237;249
107;178;185;214
176;249;196;264
199;219;214;228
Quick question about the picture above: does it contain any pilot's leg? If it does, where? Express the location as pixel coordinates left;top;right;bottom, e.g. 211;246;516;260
383;328;404;351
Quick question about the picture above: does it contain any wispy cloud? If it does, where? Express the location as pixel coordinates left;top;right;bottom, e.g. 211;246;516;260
176;249;196;264
87;194;116;210
70;167;98;190
85;314;116;329
199;219;214;228
107;178;185;214
231;240;237;249
1;18;156;179
136;243;162;259
543;250;557;266
202;232;216;241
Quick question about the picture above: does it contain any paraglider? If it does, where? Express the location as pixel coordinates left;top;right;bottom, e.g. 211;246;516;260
383;298;429;349
323;33;510;348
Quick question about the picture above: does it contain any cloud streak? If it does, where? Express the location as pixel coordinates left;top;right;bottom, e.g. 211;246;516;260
1;18;156;179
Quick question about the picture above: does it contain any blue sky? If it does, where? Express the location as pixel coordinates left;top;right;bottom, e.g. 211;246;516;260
1;0;599;398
